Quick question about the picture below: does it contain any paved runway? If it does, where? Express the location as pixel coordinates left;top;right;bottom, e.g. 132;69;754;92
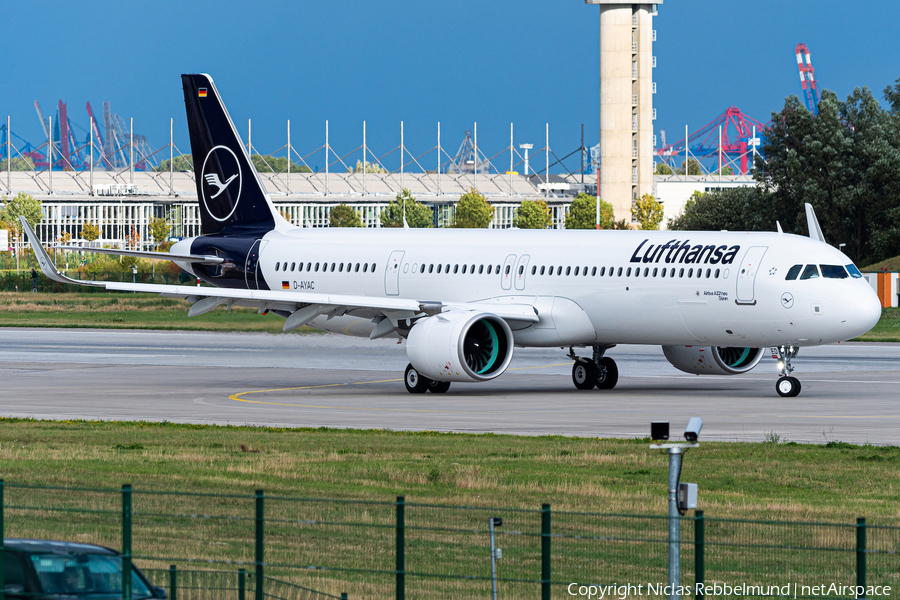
0;328;897;445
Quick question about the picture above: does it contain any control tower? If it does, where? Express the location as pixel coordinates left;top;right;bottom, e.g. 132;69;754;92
584;1;660;224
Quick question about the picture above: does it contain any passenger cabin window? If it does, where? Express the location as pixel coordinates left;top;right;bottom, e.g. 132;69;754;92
800;264;820;280
594;267;599;276
531;266;537;275
785;264;803;280
540;266;546;275
479;265;484;274
291;262;296;271
505;265;511;275
820;265;849;279
275;262;280;271
566;267;572;276
617;267;623;277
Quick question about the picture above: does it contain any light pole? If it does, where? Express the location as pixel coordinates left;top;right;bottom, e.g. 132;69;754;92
519;144;533;176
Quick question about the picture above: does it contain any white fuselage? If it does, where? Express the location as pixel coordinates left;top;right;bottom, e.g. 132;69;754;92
240;227;880;348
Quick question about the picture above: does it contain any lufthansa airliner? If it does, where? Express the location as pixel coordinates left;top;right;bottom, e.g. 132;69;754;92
23;74;882;397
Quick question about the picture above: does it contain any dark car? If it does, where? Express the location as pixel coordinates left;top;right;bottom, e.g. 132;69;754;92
2;538;166;599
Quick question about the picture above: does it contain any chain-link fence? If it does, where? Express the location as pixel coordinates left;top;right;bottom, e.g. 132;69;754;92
1;481;896;599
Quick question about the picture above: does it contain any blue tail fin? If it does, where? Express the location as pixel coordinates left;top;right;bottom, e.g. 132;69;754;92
182;73;281;236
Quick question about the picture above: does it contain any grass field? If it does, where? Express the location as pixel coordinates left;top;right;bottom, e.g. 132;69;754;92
1;419;897;598
0;292;318;334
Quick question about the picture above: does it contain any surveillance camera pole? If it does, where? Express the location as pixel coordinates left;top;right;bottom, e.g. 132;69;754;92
488;517;504;600
650;442;698;600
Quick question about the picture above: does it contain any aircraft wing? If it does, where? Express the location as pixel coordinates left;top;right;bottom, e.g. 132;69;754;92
22;217;539;333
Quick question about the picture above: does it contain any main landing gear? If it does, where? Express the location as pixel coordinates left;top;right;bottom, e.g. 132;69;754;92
405;364;451;394
568;345;618;391
773;345;801;397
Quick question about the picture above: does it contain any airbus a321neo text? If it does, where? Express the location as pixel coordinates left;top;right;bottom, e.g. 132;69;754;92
24;74;882;398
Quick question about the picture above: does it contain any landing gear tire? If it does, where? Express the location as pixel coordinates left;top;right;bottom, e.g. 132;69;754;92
572;362;598;390
776;376;801;398
595;357;619;390
428;380;451;394
405;364;430;394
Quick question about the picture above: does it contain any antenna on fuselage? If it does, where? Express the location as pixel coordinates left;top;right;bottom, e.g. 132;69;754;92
776;221;783;234
804;203;826;243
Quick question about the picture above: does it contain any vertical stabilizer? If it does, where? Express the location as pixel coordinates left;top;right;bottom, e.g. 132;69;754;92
182;74;287;236
804;203;826;243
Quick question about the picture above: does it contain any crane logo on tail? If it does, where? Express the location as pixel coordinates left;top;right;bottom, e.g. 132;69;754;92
204;173;238;199
200;145;243;222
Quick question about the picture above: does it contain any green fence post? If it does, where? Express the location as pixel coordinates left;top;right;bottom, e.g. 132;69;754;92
1;479;5;600
122;484;132;600
541;503;551;600
341;594;348;600
396;496;405;600
255;490;264;600
695;510;704;600
856;517;866;596
238;568;246;600
169;565;177;600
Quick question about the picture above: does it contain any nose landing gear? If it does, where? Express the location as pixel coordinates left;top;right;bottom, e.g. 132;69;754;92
568;345;618;390
773;345;801;397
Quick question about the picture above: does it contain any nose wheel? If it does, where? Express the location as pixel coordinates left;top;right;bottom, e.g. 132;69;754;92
773;345;801;397
776;376;801;397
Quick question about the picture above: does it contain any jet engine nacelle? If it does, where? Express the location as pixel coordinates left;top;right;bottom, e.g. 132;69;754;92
662;345;764;375
407;312;514;382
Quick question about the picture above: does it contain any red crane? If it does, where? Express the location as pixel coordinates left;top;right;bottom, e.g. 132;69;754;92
795;43;820;115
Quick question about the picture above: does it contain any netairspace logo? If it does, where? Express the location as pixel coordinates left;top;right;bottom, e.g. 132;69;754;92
566;582;893;598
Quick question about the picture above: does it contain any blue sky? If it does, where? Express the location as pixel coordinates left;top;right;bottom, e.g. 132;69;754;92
4;0;899;172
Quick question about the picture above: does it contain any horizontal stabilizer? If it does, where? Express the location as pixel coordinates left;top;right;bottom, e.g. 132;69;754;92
55;245;224;265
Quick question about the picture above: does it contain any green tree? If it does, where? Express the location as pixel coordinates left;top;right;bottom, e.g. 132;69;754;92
155;155;194;172
564;193;614;229
677;158;703;175
667;188;769;231
148;217;170;249
380;189;434;228
1;156;35;171
754;89;900;263
451;188;494;228
654;162;674;175
513;199;552;229
0;192;42;230
718;165;734;176
81;221;101;242
348;160;388;174
631;193;664;230
329;204;363;228
251;155;311;173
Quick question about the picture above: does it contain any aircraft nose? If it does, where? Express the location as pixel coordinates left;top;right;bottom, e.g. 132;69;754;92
852;284;882;336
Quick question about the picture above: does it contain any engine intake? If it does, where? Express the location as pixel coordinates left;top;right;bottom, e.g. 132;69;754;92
407;312;514;382
662;345;764;376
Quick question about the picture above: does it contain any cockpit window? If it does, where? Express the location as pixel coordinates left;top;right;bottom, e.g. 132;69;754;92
820;265;849;279
845;264;863;279
785;264;803;280
799;264;820;280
